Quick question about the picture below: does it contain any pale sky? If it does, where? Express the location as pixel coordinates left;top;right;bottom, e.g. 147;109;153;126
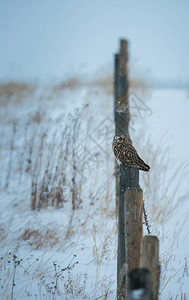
1;0;189;83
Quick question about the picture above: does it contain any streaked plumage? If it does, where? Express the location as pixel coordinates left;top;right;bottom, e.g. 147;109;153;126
112;134;150;172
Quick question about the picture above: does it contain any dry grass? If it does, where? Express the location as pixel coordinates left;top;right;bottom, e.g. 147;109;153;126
89;74;113;95
46;70;151;98
0;252;86;299
1;73;187;298
53;76;82;91
139;134;188;224
29;108;87;211
0;250;115;299
0;70;150;111
134;133;189;298
0;81;35;105
92;225;111;265
21;228;60;249
1;106;88;210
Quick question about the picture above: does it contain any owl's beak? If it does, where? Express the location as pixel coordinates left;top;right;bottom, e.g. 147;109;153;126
113;136;120;144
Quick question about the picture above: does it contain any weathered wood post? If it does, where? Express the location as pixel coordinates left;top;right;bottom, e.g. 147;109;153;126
115;39;144;299
114;39;158;300
114;39;130;210
140;236;160;300
117;166;143;299
125;188;143;272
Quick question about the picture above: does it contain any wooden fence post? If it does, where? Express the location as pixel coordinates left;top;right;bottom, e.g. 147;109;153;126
115;39;144;300
115;39;158;300
117;165;143;299
125;188;143;272
114;39;130;211
140;235;160;300
114;53;120;210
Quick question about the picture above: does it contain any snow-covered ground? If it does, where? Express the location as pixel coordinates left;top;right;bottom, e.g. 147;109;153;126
0;83;189;299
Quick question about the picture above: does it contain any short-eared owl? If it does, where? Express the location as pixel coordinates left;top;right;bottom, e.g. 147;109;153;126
112;134;150;171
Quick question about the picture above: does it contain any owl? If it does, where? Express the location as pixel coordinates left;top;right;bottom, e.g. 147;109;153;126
112;134;150;171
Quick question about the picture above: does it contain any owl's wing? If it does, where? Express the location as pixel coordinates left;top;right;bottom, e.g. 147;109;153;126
113;143;136;165
120;143;138;165
119;144;150;171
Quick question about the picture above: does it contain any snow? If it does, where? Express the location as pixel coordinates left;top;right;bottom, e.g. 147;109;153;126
0;84;189;299
129;288;146;299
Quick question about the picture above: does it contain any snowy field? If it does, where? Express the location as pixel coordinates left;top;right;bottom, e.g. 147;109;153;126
0;81;189;299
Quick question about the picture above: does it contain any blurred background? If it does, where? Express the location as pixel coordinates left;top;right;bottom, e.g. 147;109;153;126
1;0;189;87
0;1;189;299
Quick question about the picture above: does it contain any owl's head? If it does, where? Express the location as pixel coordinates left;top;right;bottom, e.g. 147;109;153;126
113;134;126;145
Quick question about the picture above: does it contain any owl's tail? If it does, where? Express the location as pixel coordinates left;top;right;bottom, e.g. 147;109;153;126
139;163;150;172
136;157;150;172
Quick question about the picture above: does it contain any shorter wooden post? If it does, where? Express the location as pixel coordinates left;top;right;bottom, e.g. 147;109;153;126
125;188;143;272
140;236;159;300
117;167;140;299
127;268;152;300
